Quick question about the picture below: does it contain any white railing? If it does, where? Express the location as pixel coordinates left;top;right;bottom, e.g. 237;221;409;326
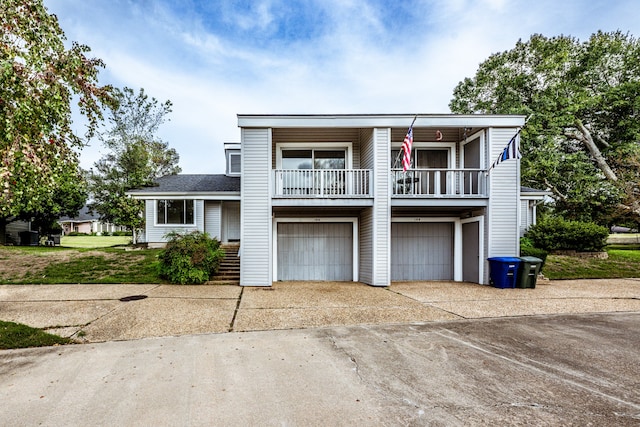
274;169;372;197
391;169;487;197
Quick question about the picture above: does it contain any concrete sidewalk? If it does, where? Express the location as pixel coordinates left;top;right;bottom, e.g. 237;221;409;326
1;279;639;342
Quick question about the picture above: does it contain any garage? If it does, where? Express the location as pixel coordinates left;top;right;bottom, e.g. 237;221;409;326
391;222;454;281
277;222;353;281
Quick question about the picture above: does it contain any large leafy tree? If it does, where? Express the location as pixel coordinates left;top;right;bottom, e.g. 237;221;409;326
88;87;180;236
450;31;640;226
1;0;113;242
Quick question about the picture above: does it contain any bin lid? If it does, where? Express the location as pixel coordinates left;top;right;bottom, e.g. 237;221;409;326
520;256;542;262
488;257;522;263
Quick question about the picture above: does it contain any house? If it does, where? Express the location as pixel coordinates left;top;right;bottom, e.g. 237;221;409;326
131;114;544;286
58;206;127;235
5;220;34;245
519;186;551;237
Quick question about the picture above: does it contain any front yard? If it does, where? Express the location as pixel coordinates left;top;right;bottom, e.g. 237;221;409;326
0;246;163;284
543;249;640;280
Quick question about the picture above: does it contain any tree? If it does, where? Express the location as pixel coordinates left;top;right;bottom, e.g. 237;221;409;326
450;31;640;226
88;87;181;237
1;0;114;242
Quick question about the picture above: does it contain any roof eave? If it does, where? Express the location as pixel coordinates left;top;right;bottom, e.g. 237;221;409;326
237;113;526;129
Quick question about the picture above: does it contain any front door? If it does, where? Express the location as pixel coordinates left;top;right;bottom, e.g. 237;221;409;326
462;220;480;283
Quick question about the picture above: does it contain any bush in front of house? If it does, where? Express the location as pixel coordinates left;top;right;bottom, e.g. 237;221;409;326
520;237;548;270
157;231;225;284
525;217;609;252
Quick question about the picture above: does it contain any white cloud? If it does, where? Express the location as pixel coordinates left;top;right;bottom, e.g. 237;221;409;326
44;0;640;174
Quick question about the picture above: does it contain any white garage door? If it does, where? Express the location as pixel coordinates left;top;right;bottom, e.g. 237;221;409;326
391;222;454;281
277;222;353;281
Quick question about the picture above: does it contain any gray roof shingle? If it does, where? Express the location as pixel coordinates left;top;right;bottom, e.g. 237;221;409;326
128;174;240;194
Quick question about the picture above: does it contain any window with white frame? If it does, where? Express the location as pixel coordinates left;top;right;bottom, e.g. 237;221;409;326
228;153;241;175
157;200;195;225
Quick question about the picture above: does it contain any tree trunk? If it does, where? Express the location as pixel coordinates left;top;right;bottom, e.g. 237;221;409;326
575;120;618;182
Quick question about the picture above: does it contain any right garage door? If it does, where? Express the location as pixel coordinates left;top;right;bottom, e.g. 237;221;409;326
391;222;454;281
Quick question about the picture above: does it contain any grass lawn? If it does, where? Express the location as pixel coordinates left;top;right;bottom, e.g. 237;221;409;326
0;246;164;284
0;320;72;349
60;235;131;248
543;248;640;279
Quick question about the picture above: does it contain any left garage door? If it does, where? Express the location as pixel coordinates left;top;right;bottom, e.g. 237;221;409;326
277;222;353;281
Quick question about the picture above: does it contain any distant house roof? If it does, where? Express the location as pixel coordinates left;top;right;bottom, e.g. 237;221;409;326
127;174;241;197
521;186;552;199
59;205;99;222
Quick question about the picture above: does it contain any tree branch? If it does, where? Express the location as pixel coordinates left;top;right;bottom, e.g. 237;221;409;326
593;132;611;148
544;178;568;201
575;120;618;182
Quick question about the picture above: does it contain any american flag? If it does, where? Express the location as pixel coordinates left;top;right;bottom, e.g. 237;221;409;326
401;124;414;171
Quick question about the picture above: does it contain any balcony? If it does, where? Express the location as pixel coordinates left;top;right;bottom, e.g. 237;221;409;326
392;169;488;197
273;169;372;198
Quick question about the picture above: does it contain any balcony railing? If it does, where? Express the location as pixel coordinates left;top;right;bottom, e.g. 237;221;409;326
274;169;372;197
392;169;487;197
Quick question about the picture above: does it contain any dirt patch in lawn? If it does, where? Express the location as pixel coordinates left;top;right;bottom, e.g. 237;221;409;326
0;249;120;281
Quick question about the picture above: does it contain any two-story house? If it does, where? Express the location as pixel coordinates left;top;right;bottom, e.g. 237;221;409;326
131;114;540;287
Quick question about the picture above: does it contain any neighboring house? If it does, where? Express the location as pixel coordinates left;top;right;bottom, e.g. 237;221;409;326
5;220;33;245
127;143;241;248
520;186;551;237
131;114;546;286
58;206;127;235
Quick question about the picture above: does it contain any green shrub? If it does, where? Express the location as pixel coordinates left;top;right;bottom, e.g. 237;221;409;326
525;217;609;252
112;231;132;236
68;231;89;236
157;231;225;284
520;237;548;270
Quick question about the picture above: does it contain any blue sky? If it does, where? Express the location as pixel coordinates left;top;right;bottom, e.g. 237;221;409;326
43;0;640;174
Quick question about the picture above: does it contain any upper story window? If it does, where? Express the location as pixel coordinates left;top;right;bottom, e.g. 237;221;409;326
228;153;241;175
157;200;194;225
281;149;346;170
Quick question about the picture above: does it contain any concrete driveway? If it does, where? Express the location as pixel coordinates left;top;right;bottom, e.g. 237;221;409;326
1;280;640;425
1;312;639;425
1;279;639;342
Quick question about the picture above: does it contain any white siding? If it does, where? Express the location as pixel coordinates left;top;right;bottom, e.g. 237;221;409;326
487;128;520;264
143;199;204;243
519;199;530;237
358;128;375;284
205;201;221;240
241;128;272;286
371;127;391;286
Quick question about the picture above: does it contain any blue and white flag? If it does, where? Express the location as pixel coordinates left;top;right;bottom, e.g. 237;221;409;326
490;134;521;170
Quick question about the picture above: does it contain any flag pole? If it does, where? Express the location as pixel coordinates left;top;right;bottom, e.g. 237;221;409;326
487;115;530;174
392;115;418;170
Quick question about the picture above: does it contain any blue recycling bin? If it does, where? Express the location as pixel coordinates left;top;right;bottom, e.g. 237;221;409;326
488;257;522;289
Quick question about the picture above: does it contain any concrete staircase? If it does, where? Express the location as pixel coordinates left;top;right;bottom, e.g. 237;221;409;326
208;243;240;285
